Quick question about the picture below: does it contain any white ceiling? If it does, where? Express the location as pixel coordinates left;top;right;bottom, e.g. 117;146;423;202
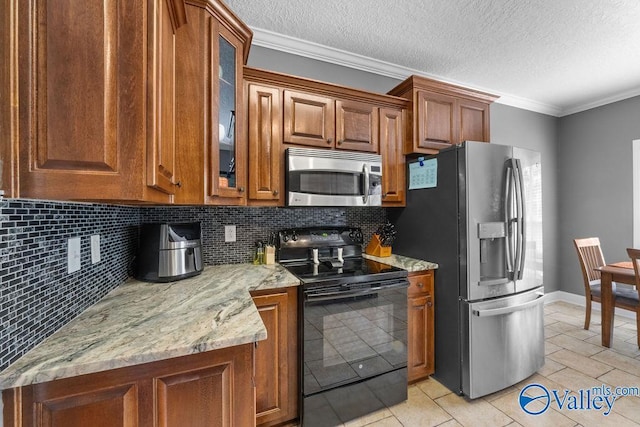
225;0;640;116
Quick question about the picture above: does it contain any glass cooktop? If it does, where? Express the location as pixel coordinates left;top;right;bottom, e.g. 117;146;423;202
282;257;407;285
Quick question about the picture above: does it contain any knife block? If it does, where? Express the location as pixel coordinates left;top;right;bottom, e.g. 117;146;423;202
365;234;392;257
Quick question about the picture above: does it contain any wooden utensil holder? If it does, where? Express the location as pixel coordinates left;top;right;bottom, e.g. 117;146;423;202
365;234;392;257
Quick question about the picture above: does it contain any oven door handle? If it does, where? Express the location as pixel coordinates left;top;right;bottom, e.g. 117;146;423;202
305;281;408;302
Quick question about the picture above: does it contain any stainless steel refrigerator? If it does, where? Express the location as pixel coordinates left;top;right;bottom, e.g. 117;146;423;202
389;141;544;399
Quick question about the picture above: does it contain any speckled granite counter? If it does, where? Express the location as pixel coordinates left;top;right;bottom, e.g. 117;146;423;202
363;253;438;272
0;264;300;390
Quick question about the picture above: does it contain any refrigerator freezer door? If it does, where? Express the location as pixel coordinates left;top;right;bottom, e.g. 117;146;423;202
461;286;545;399
512;147;543;294
461;142;514;301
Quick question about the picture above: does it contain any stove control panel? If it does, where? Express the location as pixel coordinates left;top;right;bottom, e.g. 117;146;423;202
278;227;364;263
310;230;341;242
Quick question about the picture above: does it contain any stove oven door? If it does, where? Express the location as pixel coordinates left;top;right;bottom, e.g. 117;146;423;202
302;280;408;426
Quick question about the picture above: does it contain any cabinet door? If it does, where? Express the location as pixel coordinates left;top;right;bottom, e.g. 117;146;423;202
407;272;434;382
335;100;379;152
380;107;405;205
155;365;234;427
206;20;246;203
252;288;298;427
15;1;155;201
284;90;335;148
415;91;456;152
173;3;206;204
147;0;181;196
248;84;282;203
457;98;490;143
9;381;139;427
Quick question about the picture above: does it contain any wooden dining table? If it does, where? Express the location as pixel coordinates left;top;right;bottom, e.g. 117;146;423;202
595;261;636;347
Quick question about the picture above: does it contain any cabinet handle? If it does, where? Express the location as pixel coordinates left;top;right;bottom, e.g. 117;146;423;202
337;139;344;145
173;181;182;188
417;282;424;288
427;301;433;307
273;190;279;196
382;193;388;198
238;187;245;193
327;138;333;145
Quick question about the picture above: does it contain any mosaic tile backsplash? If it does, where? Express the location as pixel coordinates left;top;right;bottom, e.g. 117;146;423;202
0;199;387;372
141;206;387;264
0;198;140;372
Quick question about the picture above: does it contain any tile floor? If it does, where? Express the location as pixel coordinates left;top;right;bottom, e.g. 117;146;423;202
331;301;640;427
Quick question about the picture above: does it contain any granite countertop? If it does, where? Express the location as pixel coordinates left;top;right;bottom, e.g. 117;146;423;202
363;253;439;272
0;264;300;390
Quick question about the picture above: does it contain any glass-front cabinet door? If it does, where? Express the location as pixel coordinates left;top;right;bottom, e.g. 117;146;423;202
207;19;245;203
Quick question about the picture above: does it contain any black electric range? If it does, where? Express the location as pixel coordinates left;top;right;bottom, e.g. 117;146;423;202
278;227;409;427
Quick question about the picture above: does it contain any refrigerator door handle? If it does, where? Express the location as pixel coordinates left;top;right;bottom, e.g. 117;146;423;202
472;292;544;317
514;159;527;280
504;160;516;277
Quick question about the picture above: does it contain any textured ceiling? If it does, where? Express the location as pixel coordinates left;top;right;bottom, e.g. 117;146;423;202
225;0;640;116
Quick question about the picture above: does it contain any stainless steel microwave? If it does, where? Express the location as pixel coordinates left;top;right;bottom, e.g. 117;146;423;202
285;147;382;206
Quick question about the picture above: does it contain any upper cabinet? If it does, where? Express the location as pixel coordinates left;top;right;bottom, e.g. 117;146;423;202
163;0;252;205
283;92;379;153
1;0;251;204
206;14;249;203
4;0;189;202
244;67;409;207
379;107;406;205
388;75;498;155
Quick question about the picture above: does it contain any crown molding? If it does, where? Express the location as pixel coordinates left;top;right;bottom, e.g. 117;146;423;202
559;87;640;117
251;27;640;118
250;27;563;116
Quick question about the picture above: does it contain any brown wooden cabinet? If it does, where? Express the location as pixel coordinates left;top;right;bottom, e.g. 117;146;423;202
3;0;189;202
1;0;252;204
284;90;335;149
244;67;409;207
379;107;406;206
247;83;282;203
251;287;298;427
283;92;379;153
170;0;252;205
388;75;498;155
2;344;255;427
335;100;379;153
407;270;435;382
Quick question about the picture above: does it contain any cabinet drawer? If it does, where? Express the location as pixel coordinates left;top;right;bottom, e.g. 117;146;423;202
408;271;434;297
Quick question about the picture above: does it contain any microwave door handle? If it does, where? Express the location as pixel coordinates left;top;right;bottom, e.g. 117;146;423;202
362;163;370;205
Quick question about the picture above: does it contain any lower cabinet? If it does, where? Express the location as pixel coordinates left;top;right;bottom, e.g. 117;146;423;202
251;287;299;427
2;344;255;427
407;270;435;382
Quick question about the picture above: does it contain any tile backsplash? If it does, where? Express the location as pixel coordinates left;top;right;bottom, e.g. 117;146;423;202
0;198;139;372
141;206;386;264
0;199;387;372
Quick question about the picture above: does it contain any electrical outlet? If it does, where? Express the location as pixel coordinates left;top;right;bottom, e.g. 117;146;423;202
224;225;236;242
91;234;101;264
68;237;81;273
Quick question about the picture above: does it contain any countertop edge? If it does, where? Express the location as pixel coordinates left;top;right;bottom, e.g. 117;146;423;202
363;253;438;272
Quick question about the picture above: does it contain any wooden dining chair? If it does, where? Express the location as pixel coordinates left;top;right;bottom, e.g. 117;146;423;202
574;238;640;334
624;248;640;347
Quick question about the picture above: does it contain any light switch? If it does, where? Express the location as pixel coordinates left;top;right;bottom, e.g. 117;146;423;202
68;237;81;273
